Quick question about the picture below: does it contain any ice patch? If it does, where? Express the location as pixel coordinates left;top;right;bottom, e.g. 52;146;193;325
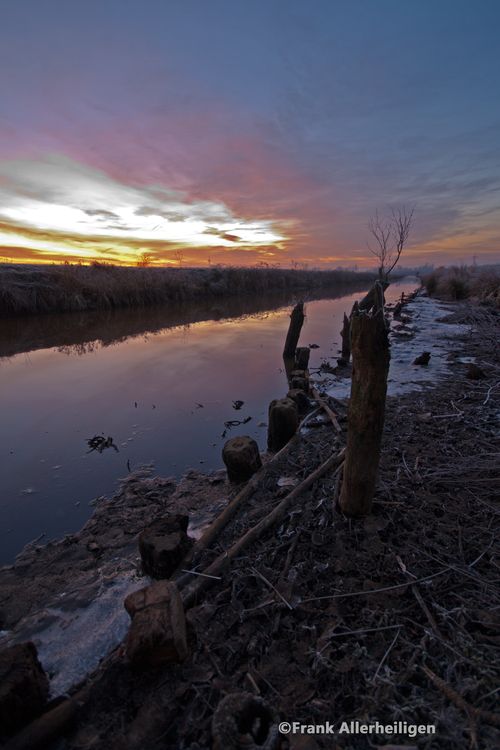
323;294;466;400
31;573;147;697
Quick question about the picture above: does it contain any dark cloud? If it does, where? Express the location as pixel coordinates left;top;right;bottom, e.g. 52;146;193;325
84;209;119;218
203;228;241;242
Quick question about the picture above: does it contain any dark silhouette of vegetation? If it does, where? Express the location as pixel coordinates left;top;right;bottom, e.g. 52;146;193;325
0;262;379;317
422;264;500;305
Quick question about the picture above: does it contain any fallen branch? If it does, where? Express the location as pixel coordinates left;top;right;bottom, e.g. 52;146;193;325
181;448;345;609
172;414;316;581
484;381;500;405
309;385;342;433
1;697;82;750
421;663;500;729
411;584;443;639
170;465;268;579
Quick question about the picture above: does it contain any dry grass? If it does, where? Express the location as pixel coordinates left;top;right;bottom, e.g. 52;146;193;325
0;263;378;317
422;264;500;305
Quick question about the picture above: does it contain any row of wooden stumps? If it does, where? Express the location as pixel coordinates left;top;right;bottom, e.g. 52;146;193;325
222;282;391;518
221;342;311;485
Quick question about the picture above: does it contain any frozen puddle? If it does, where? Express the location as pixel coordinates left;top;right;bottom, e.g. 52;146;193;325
323;293;465;401
1;496;230;698
1;570;148;697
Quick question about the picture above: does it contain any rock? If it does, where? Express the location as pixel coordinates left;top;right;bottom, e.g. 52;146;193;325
0;641;49;743
467;363;486;379
413;351;431;365
286;388;309;414
124;581;188;672
138;515;193;579
267;398;299;452
222;436;262;484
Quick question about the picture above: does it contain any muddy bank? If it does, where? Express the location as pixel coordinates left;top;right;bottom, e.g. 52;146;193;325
0;468;230;633
2;292;500;749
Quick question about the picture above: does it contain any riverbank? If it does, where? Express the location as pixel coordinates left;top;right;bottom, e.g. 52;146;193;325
2;292;500;749
0;263;378;317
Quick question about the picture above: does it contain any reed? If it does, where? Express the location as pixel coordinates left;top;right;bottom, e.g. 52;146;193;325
0;262;378;317
422;264;500;306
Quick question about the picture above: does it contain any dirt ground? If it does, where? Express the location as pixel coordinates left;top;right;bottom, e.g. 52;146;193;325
2;294;500;750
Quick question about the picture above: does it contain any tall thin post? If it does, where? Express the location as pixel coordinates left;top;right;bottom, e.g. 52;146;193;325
341;313;351;361
338;290;390;517
283;301;305;358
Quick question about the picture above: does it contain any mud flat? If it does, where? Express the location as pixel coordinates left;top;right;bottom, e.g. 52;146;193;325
2;291;500;749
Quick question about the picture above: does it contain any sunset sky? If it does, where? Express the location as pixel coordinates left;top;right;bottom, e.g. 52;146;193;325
1;0;499;268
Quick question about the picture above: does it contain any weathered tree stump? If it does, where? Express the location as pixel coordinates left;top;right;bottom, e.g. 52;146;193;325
267;398;299;451
124;580;188;672
138;515;193;579
359;281;390;311
0;642;49;744
290;369;309;392
339;297;390;517
291;376;309;393
212;692;279;750
283;301;305;358
341;313;351;361
294;346;310;370
286;388;309;413
222;436;262;484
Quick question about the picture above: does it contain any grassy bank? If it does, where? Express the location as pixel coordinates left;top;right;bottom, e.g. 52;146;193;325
0;263;378;317
422;264;500;305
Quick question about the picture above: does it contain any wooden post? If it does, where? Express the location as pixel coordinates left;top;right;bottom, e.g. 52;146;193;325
283;355;296;387
295;346;310;370
341;313;350;361
139;515;193;579
338;298;390;517
222;436;262;483
359;281;389;311
283;301;305;358
267;398;299;452
286;389;309;413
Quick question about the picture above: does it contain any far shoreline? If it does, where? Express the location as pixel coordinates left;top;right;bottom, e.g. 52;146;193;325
1;262;388;318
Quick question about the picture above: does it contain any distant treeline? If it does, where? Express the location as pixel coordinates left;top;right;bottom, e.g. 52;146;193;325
0;262;380;317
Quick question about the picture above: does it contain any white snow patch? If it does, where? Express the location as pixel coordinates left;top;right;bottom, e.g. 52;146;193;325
33;572;147;697
324;294;466;400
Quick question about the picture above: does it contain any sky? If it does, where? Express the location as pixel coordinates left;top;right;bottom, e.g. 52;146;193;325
0;0;499;269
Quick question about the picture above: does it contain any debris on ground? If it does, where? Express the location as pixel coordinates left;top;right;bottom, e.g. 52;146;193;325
1;293;500;749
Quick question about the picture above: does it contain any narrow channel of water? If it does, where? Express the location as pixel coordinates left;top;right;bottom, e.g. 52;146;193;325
0;278;418;566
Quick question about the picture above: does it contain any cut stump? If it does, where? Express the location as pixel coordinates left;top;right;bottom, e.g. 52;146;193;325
138;515;193;579
222;436;262;484
267;398;299;452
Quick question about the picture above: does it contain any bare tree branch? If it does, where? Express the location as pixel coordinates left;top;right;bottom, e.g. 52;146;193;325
366;204;416;281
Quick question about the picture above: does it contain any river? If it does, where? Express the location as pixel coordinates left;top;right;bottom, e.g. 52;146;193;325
0;277;418;566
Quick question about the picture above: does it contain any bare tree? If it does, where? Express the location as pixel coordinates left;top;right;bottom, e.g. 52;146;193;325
136;251;152;268
366;204;415;281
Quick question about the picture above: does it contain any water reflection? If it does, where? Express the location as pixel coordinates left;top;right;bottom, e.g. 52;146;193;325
0;284;371;359
0;278;418;566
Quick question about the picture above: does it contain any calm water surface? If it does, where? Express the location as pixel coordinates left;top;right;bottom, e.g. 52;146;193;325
0;278;418;565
